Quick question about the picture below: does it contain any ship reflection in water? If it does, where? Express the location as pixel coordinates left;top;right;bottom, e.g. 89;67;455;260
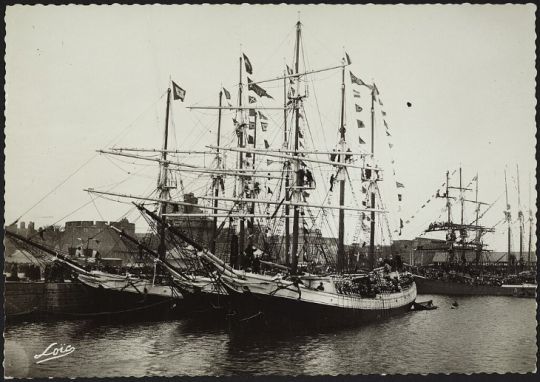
4;295;536;377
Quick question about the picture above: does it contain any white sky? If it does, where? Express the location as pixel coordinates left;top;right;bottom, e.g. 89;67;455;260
5;4;537;251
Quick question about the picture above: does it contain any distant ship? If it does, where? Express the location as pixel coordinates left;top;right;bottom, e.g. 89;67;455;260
412;167;536;298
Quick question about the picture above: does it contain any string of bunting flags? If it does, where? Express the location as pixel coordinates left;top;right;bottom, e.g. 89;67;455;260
395;169;461;235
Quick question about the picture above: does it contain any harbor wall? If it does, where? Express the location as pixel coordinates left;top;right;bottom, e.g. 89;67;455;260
5;281;95;318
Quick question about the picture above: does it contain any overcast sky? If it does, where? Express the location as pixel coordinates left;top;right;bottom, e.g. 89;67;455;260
5;4;536;251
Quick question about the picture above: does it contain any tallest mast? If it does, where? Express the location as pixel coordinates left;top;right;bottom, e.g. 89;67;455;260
336;58;346;273
290;20;302;274
368;86;376;269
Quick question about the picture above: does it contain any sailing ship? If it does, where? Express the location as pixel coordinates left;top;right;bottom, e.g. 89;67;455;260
412;167;536;297
4;228;184;318
110;20;417;328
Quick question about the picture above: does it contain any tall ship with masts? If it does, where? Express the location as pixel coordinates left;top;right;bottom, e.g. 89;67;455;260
412;166;536;297
123;20;417;327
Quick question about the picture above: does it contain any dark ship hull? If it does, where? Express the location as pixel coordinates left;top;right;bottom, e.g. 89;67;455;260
221;277;417;330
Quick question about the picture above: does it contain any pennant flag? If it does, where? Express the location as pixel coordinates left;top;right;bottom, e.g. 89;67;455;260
388;143;394;148
299;140;304;148
249;122;255;130
350;71;370;88
267;159;273;166
355;104;363;112
222;87;231;100
172;81;186;101
248;135;254;144
400;219;404;229
248;78;273;99
258;111;268;120
298;130;303;138
378;98;383;106
353;90;361;98
286;64;293;75
359;137;366;144
386;130;391;137
362;186;367;193
396;181;405;188
264;139;270;149
243;53;253;74
345;52;352;65
357;120;365;129
267;187;273;194
261;122;268;132
384;120;388;128
249;96;257;104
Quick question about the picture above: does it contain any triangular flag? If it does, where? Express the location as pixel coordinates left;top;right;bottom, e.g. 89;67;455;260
355;104;363;112
172;81;186;101
243;53;253;75
222;87;231;100
248;78;273;99
350;71;371;88
286;64;293;75
359;137;366;144
357;120;365;129
345;52;352;65
258;111;268;120
264;139;270;149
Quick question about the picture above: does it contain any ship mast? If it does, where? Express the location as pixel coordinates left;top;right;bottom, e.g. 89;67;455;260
445;170;453;262
290;20;302;274
516;164;523;262
368;86;376;269
283;70;291;266
504;169;512;266
157;87;172;260
237;54;245;269
210;90;223;254
336;58;346;273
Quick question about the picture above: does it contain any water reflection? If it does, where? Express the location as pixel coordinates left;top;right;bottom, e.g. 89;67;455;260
4;295;536;377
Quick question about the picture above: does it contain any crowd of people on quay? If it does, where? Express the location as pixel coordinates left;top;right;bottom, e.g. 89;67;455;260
416;262;536;286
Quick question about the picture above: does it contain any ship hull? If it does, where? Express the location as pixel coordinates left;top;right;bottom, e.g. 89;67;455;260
221;275;417;329
414;276;536;297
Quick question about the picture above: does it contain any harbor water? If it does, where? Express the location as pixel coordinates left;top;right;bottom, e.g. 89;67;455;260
4;295;537;377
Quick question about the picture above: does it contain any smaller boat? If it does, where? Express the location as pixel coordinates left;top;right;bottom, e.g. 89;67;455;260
412;300;437;310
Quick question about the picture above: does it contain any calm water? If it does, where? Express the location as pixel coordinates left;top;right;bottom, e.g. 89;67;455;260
4;295;537;377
